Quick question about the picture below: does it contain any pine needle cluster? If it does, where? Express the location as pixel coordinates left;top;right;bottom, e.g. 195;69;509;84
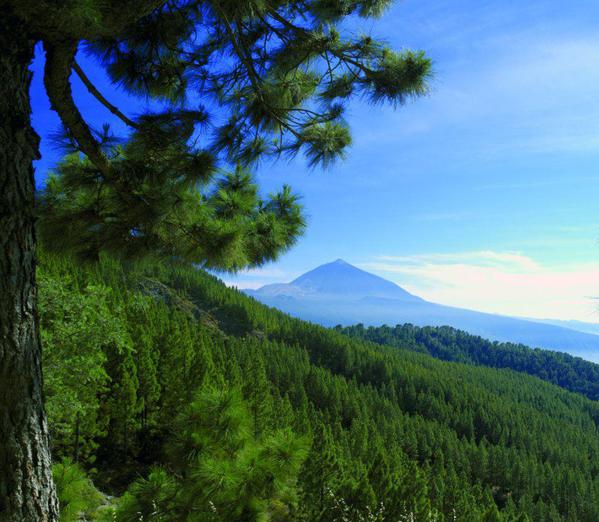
10;0;432;270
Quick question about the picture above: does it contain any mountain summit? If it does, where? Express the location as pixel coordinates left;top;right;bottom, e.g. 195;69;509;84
286;259;420;300
246;260;599;362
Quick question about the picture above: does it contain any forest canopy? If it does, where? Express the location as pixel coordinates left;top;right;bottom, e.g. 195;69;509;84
40;251;599;521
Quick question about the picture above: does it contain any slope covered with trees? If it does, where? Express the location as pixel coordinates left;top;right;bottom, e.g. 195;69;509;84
337;324;599;401
40;252;599;521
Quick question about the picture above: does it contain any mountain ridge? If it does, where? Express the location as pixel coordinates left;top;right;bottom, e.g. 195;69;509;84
256;259;422;301
246;259;599;362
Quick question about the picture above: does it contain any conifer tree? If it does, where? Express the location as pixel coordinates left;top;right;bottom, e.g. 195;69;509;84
242;356;274;439
482;504;504;522
105;342;140;458
0;1;430;517
126;299;161;431
299;421;344;521
115;386;308;521
38;274;124;464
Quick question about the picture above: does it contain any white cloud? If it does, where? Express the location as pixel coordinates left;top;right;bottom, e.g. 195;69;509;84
222;280;265;290
353;30;599;162
361;251;599;322
220;266;298;290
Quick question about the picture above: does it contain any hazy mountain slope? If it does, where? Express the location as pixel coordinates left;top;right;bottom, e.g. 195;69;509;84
247;260;599;362
534;318;599;336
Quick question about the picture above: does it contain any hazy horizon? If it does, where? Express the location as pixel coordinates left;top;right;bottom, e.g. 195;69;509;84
223;258;599;326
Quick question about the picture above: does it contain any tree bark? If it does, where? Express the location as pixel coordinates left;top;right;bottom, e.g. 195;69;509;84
0;15;59;522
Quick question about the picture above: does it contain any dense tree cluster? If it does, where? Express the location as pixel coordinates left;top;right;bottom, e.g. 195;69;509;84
40;252;599;521
337;324;599;401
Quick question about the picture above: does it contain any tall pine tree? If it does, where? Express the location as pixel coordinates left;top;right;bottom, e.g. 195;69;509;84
0;1;430;518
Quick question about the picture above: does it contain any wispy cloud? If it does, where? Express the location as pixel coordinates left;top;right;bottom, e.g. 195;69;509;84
352;27;599;162
361;251;599;322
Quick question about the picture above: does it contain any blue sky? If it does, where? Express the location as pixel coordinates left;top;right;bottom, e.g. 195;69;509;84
30;0;599;322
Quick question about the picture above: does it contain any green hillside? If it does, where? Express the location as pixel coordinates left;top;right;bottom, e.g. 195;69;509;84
337;324;599;401
39;253;599;521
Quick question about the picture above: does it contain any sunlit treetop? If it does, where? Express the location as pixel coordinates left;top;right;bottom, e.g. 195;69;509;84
10;0;431;269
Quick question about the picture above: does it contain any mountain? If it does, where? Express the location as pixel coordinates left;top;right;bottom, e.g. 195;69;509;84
256;259;422;300
40;252;599;520
246;259;599;362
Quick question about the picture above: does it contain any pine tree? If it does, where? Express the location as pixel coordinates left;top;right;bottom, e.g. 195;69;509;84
126;298;161;432
115;386;308;521
1;1;431;517
481;504;504;522
105;342;140;459
51;459;103;522
39;273;121;464
242;356;274;439
299;421;344;521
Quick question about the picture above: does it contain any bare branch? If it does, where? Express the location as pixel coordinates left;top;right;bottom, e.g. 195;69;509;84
73;61;139;129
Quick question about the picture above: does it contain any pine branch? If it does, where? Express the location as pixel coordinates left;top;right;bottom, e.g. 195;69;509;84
44;40;112;176
267;11;372;75
11;0;169;40
73;61;139;129
214;6;263;95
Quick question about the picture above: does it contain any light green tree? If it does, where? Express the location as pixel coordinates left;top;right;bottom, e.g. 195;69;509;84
39;271;129;464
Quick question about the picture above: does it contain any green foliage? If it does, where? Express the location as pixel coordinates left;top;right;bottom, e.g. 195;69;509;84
366;49;431;105
26;0;430;273
112;387;308;521
52;458;103;521
337;323;599;401
39;271;129;463
39;252;599;521
39;155;305;270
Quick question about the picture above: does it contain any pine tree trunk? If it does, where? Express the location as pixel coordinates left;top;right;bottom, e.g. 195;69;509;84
0;15;59;522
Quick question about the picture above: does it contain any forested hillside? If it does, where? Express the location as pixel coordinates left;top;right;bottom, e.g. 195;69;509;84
337;324;599;401
40;253;599;521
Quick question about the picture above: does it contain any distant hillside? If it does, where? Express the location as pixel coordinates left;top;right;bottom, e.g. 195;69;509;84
40;253;599;521
337;323;599;401
247;259;599;362
534;318;599;336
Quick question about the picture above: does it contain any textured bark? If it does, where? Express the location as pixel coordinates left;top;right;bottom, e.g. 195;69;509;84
0;15;60;522
44;39;112;176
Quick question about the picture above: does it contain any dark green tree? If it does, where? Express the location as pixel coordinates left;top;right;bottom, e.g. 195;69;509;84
104;341;140;459
299;421;344;521
0;1;430;518
242;356;274;439
114;386;308;521
482;504;504;522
